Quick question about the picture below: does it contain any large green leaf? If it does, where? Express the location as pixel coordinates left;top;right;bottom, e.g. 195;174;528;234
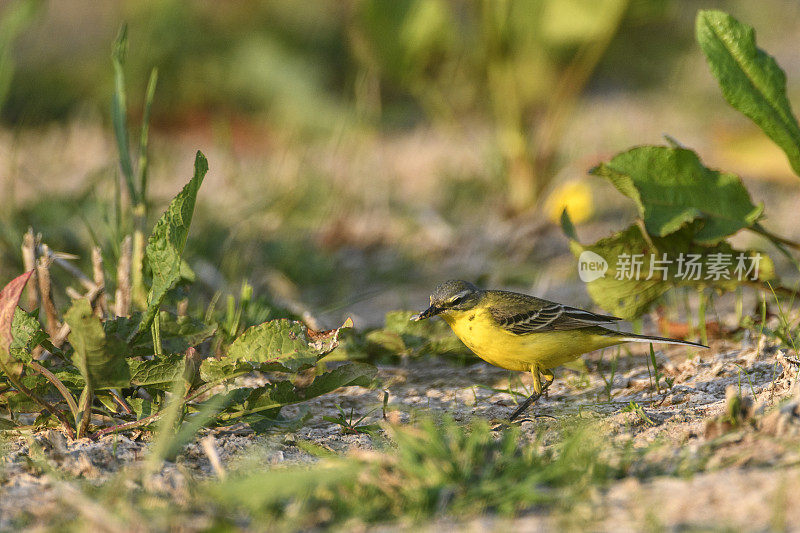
138;151;208;334
228;363;377;417
697;10;800;176
0;271;33;379
565;218;775;319
591;146;763;244
65;299;131;389
225;318;351;372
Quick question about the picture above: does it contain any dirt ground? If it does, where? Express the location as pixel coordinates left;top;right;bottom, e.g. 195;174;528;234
2;330;799;531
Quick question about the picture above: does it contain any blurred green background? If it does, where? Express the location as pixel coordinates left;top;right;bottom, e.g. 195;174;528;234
1;0;800;328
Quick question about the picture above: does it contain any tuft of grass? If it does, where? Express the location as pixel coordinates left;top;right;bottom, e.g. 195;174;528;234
203;416;619;527
622;401;655;426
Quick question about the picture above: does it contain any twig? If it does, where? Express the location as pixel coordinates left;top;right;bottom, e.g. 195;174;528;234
115;235;131;317
52;322;71;349
38;244;96;292
21;228;39;310
66;284;104;305
92;410;162;439
109;388;134;415
28;360;79;420
92;247;107;318
91;371;252;439
36;251;60;338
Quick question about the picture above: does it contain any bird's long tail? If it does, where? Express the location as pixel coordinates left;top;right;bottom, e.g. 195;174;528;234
614;331;708;349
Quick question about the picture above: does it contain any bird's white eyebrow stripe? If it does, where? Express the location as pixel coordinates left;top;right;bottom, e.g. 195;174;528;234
448;290;470;302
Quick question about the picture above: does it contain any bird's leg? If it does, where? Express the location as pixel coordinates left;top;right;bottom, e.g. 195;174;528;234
509;368;554;422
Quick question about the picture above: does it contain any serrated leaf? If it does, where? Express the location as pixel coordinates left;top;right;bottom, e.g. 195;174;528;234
10;307;47;364
0;271;33;379
568;222;775;319
591;146;763;243
226;318;349;372
65;299;131;389
697;10;800;176
138;151;208;334
128;353;186;388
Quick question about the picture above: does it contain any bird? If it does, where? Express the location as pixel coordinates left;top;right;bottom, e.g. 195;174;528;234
411;280;707;421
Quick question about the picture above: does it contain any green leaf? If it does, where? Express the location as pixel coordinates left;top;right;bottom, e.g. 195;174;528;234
223;363;376;419
0;271;33;379
10;307;47;363
199;358;253;384
226;318;350;372
107;312;215;357
591;146;763;243
65;299;131;389
138;151;208;334
301;363;377;398
128;353;186;388
111;24;135;200
697;10;800;176
568;223;775;319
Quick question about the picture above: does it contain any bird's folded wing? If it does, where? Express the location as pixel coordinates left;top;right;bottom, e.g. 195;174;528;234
488;292;621;335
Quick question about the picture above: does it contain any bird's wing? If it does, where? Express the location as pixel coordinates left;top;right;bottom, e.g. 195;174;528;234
487;291;621;335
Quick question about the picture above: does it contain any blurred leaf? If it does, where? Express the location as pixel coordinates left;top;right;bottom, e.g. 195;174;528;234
541;0;628;44
0;0;41;114
138;151;208;335
0;271;33;379
158;392;230;462
111;24;135;199
566;218;775;319
65;299;130;389
591;145;763;244
208;463;360;510
365;310;470;358
697;10;800;176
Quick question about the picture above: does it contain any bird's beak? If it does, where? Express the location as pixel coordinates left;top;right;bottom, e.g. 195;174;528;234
411;305;442;321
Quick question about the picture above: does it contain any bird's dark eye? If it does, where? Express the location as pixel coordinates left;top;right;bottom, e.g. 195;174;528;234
449;296;464;306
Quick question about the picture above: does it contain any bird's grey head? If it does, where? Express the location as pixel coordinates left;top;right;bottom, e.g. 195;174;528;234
411;280;482;321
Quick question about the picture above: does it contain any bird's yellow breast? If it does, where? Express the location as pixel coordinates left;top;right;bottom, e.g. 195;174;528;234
440;308;621;372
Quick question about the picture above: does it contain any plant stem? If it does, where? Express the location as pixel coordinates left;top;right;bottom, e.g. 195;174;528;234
91;371;252;439
77;386;93;438
152;311;162;356
28;360;79;420
131;206;147;309
0;364;75;439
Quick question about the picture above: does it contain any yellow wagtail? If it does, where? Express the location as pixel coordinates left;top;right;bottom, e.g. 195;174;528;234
411;280;707;420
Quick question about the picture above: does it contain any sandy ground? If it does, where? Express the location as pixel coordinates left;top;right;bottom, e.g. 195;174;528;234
2;330;799;530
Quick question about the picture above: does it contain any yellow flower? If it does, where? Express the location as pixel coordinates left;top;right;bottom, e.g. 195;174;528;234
545;179;594;224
